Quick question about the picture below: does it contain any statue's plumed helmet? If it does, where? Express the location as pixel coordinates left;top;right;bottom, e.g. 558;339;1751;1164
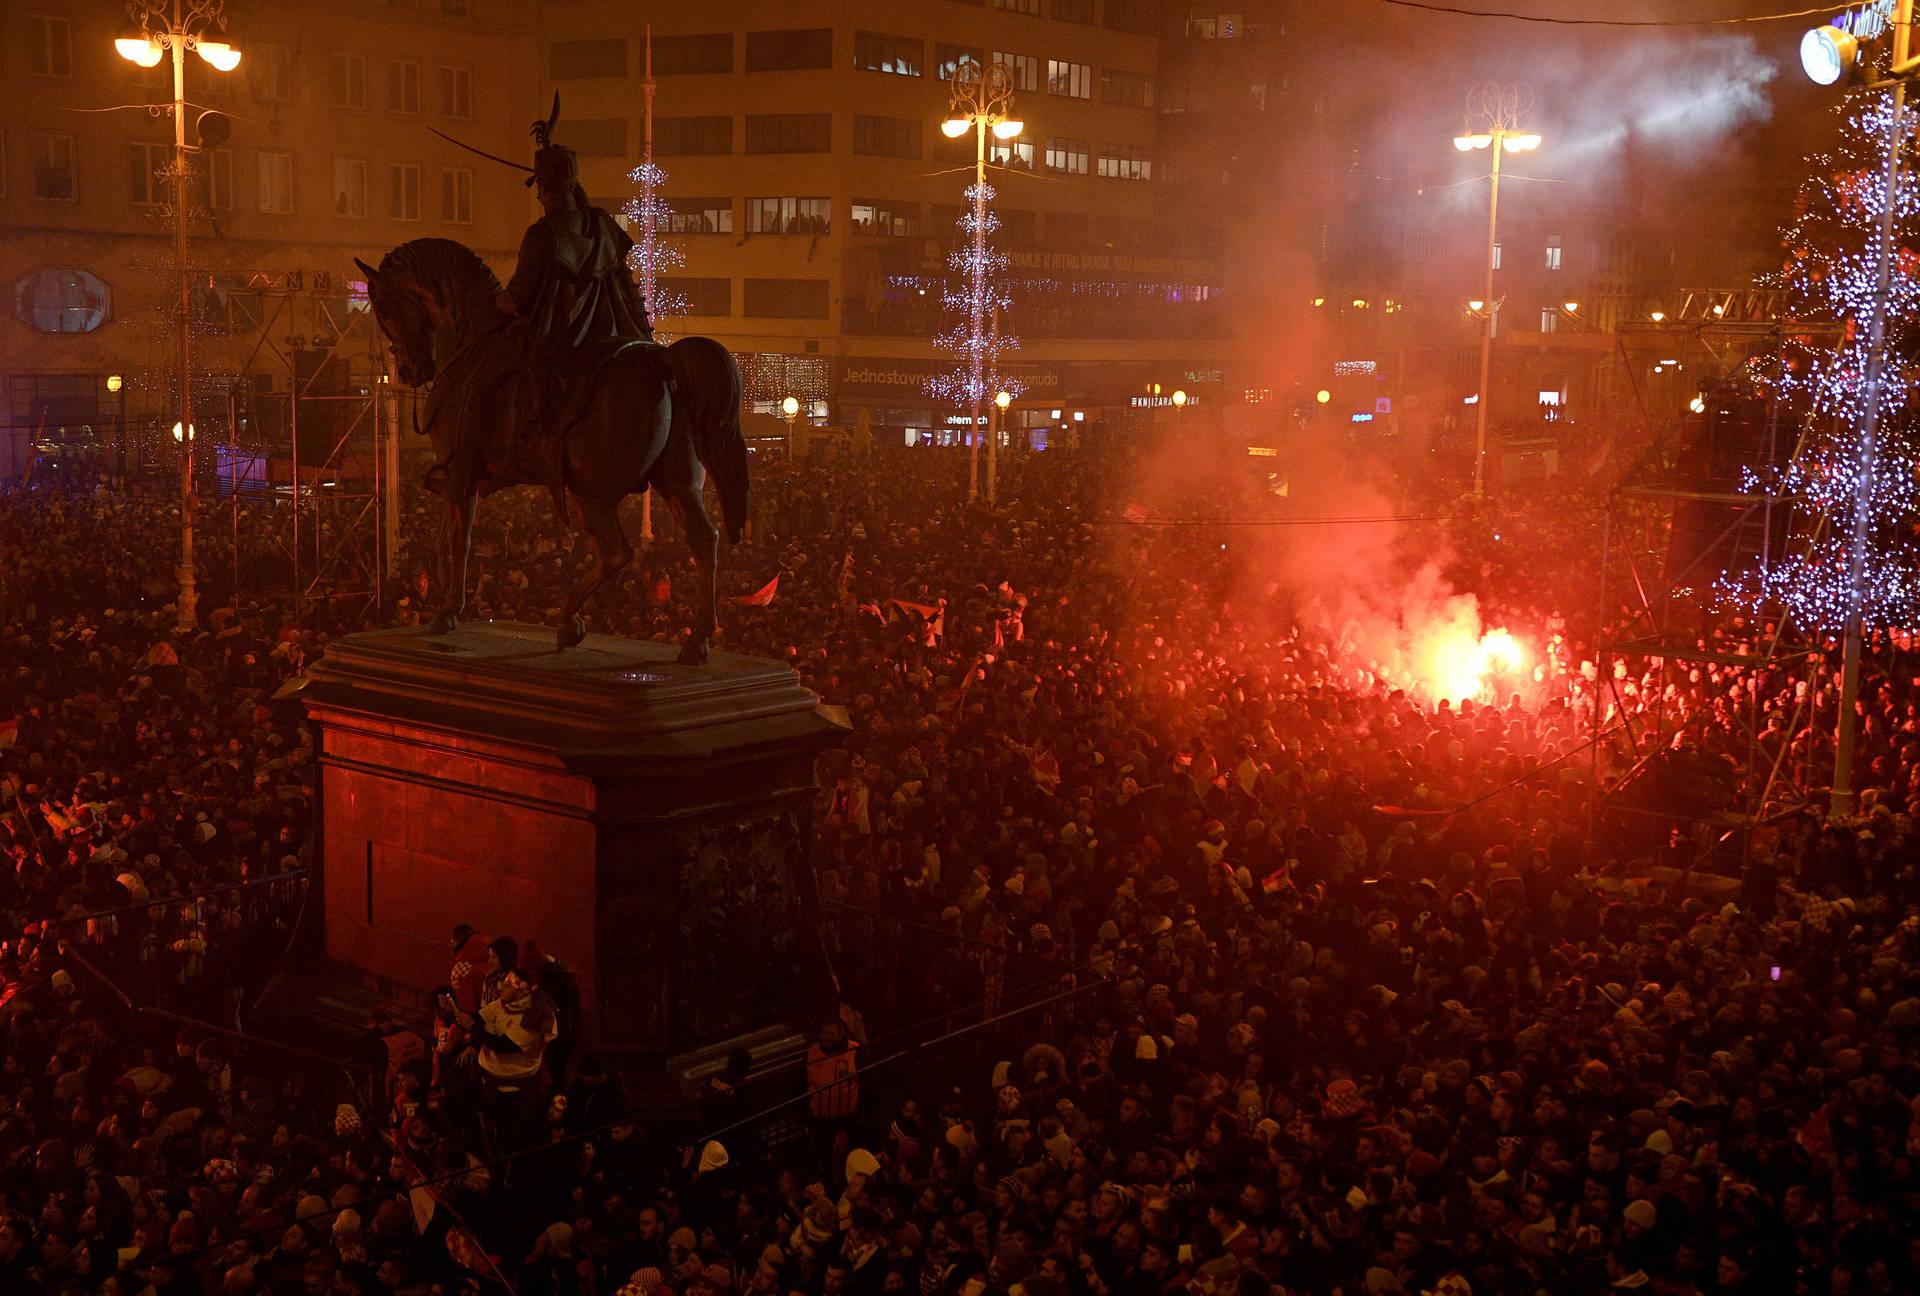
533;144;578;193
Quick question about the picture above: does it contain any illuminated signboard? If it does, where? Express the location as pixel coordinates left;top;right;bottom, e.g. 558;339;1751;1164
1333;360;1377;377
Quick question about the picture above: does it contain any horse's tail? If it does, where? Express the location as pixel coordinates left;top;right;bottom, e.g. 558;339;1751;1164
668;336;749;544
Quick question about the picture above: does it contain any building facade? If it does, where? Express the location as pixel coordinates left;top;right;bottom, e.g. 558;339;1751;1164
541;0;1230;446
0;0;536;463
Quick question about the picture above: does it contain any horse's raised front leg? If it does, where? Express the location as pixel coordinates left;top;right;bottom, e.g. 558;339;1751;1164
660;480;719;666
429;491;476;636
554;493;632;651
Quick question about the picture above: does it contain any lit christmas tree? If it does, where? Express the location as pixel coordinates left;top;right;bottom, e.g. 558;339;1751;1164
927;182;1022;428
622;159;687;339
1721;88;1920;629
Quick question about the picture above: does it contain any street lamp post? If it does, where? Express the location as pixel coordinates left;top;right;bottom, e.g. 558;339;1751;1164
1453;83;1539;497
781;394;800;457
107;374;127;477
942;60;1021;504
118;0;239;630
990;389;1010;504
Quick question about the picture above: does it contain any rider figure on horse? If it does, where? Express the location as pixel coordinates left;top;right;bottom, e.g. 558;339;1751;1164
431;123;653;517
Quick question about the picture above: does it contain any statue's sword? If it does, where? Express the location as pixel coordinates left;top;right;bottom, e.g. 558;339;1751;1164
431;92;560;188
428;128;537;185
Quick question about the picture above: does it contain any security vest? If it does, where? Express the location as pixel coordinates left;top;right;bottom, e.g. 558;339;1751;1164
806;1041;859;1119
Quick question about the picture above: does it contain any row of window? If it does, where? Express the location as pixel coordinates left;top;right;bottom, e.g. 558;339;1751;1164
639;115;1151;177
545;5;1158;81
7;132;474;223
630;196;1187;246
1482;236;1566;272
329;160;473;223
26;18;477;120
11;133;1154;211
852;37;1153;106
323;54;472;117
25;12;472;90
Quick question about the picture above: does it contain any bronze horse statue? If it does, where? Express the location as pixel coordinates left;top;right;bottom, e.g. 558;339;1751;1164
354;238;747;664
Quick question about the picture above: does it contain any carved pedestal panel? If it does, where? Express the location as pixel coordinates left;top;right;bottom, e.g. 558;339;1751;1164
286;623;846;1060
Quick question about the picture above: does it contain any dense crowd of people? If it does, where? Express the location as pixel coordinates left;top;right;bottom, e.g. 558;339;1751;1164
1;442;1916;1296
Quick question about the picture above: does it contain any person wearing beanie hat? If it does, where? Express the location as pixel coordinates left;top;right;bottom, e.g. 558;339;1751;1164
1325;1077;1364;1120
332;1209;367;1264
620;1268;664;1296
797;1196;839;1246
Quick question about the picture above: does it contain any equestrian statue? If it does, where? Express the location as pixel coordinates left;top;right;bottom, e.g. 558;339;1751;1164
354;98;747;664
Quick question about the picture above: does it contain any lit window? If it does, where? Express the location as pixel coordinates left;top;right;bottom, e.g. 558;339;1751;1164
1044;137;1089;175
936;44;982;81
1047;59;1092;98
746;196;830;234
851;200;917;237
992;51;1040;92
1545;234;1562;271
1491;241;1502;270
854;31;921;76
1537;390;1561;406
13;268;111;333
990;135;1034;169
1540;307;1557;332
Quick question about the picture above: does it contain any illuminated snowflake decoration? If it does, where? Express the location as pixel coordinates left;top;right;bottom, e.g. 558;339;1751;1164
1716;90;1920;630
622;159;688;335
927;182;1022;409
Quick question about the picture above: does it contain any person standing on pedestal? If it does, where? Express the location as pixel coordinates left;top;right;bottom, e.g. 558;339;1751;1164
466;970;558;1150
449;924;490;1016
440;924;492;1085
806;1018;860;1165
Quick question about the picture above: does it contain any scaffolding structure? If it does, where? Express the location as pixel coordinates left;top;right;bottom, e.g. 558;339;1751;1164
1588;315;1843;870
215;272;401;627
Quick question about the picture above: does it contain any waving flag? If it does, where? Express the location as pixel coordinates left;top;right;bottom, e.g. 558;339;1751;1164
732;575;779;607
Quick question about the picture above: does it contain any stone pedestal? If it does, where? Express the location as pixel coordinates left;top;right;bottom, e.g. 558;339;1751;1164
285;622;847;1061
